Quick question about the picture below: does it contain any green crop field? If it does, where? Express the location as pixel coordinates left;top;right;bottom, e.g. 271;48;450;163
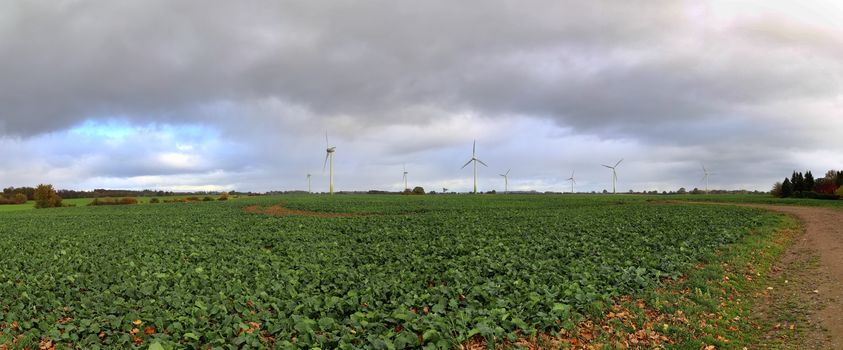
0;195;782;349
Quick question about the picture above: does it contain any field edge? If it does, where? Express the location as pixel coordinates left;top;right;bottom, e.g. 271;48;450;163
464;207;803;349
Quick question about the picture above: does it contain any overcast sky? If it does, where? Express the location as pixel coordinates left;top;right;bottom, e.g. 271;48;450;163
1;0;842;193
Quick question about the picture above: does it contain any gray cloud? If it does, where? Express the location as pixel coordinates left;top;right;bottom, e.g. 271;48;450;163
1;1;842;191
0;0;685;134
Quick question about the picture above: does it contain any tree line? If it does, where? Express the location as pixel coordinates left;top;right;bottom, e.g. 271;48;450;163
1;185;245;208
0;184;66;208
2;187;241;200
772;170;843;199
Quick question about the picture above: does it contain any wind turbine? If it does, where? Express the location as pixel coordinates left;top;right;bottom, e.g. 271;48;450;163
323;132;336;195
307;173;312;193
701;164;715;194
442;187;448;194
402;164;409;191
461;140;488;194
499;169;510;193
566;170;576;194
601;159;623;194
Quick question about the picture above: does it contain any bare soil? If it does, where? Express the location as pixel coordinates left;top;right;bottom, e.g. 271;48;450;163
738;205;843;349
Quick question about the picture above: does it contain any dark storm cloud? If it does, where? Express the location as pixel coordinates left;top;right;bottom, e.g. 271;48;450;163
1;0;685;135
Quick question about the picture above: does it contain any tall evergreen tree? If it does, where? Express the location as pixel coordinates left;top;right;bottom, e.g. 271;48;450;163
795;172;805;192
781;178;793;198
805;171;815;192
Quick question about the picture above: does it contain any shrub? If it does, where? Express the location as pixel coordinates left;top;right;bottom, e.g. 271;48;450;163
202;196;214;202
0;193;28;205
770;182;782;198
34;184;62;209
218;192;229;201
412;186;425;195
149;198;160;204
814;178;838;195
837;186;843;197
186;197;200;202
814;193;840;200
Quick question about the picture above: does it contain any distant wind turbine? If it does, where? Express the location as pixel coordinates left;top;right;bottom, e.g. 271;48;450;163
701;164;715;194
402;164;409;191
461;140;488;194
499;169;510;193
566;170;576;194
442;187;448;193
323;132;336;195
307;173;312;193
601;159;623;194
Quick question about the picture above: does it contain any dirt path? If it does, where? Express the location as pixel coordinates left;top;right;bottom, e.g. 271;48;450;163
736;205;843;348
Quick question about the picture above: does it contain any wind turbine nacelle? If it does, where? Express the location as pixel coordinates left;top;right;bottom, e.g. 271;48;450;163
327;147;336;153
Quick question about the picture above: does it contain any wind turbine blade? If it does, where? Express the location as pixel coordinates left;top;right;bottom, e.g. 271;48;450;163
615;158;624;167
701;163;707;173
461;159;473;169
323;153;329;171
571;170;575;178
601;164;613;169
506;169;511;176
473;140;476;156
476;159;488;167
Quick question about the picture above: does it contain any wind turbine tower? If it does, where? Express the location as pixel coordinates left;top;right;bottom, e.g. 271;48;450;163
461;140;488;194
307;173;312;193
402;164;409;191
499;169;510;193
566;171;576;194
601;159;624;194
701;164;715;194
323;132;336;195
